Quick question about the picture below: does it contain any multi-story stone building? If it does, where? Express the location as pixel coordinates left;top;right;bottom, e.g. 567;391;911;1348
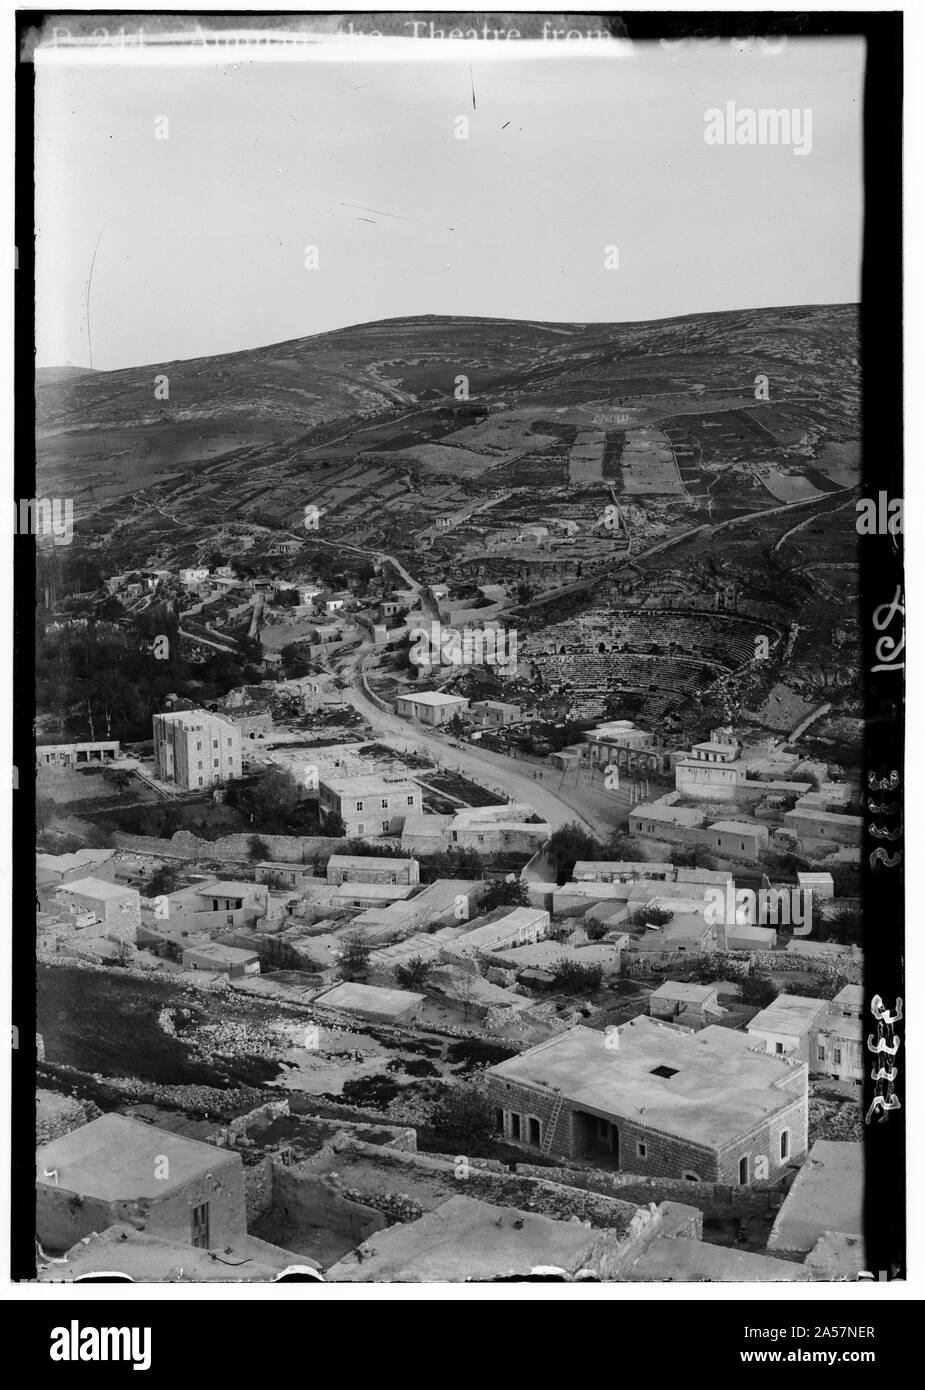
674;741;743;800
318;774;422;838
153;708;242;790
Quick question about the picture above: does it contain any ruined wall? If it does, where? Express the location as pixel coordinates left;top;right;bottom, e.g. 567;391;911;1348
244;1157;274;1224
513;1163;786;1219
269;1166;387;1243
113;831;344;866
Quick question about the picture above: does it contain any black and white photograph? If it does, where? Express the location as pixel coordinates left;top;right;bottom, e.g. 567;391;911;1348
11;6;909;1316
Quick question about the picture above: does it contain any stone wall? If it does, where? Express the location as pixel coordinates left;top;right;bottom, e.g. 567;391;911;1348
268;1165;387;1243
113;831;345;865
513;1163;787;1219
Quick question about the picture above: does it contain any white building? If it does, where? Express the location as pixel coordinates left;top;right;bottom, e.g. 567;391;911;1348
674;741;743;800
55;877;140;943
395;691;470;726
179;567;209;586
153;709;242;790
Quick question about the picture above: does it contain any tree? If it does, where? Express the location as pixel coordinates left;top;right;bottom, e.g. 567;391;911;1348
669;844;717;870
826;905;862;947
479;877;529;912
243;767;302;832
395;956;435;989
448;969;481;1022
550;959;603;994
584;920;609;942
431;1082;497;1150
322;810;346;837
546;822;602;883
142;864;182;899
603;831;645;862
337;929;371;980
249;835;272;862
738;974;777;1008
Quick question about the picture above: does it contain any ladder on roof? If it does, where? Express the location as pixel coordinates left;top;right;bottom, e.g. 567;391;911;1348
541;1092;565;1156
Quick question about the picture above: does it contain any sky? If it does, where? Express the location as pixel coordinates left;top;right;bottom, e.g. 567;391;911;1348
34;34;865;370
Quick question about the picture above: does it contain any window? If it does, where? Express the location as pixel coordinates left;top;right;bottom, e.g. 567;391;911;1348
834;1048;842;1065
636;1141;647;1159
817;1045;826;1061
198;761;203;770
775;1042;784;1055
381;799;389;809
738;1156;749;1185
780;1130;790;1161
356;824;364;836
226;914;234;926
198;777;203;787
740;842;745;852
650;1065;678;1079
355;801;364;812
227;738;232;746
197;742;202;751
213;759;219;768
213;740;218;748
191;1202;210;1250
597;1118;610;1140
407;796;415;806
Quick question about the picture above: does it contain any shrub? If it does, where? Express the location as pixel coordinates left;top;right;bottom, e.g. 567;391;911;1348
628;905;673;928
431;1082;497;1148
480;877;529;911
584;921;608;942
551;959;603;994
395;956;435;989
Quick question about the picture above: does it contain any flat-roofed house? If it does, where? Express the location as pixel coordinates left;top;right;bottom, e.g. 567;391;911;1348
326;854;420;887
707;820;770;862
782;808;864;848
55;877;140;943
486;1018;807;1181
813;984;864;1084
395;691;470;725
447;906;550;960
36;740;121;769
36;1114;247;1254
318;775;422;839
650;981;721;1023
182;943;261;977
747;993;830;1064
